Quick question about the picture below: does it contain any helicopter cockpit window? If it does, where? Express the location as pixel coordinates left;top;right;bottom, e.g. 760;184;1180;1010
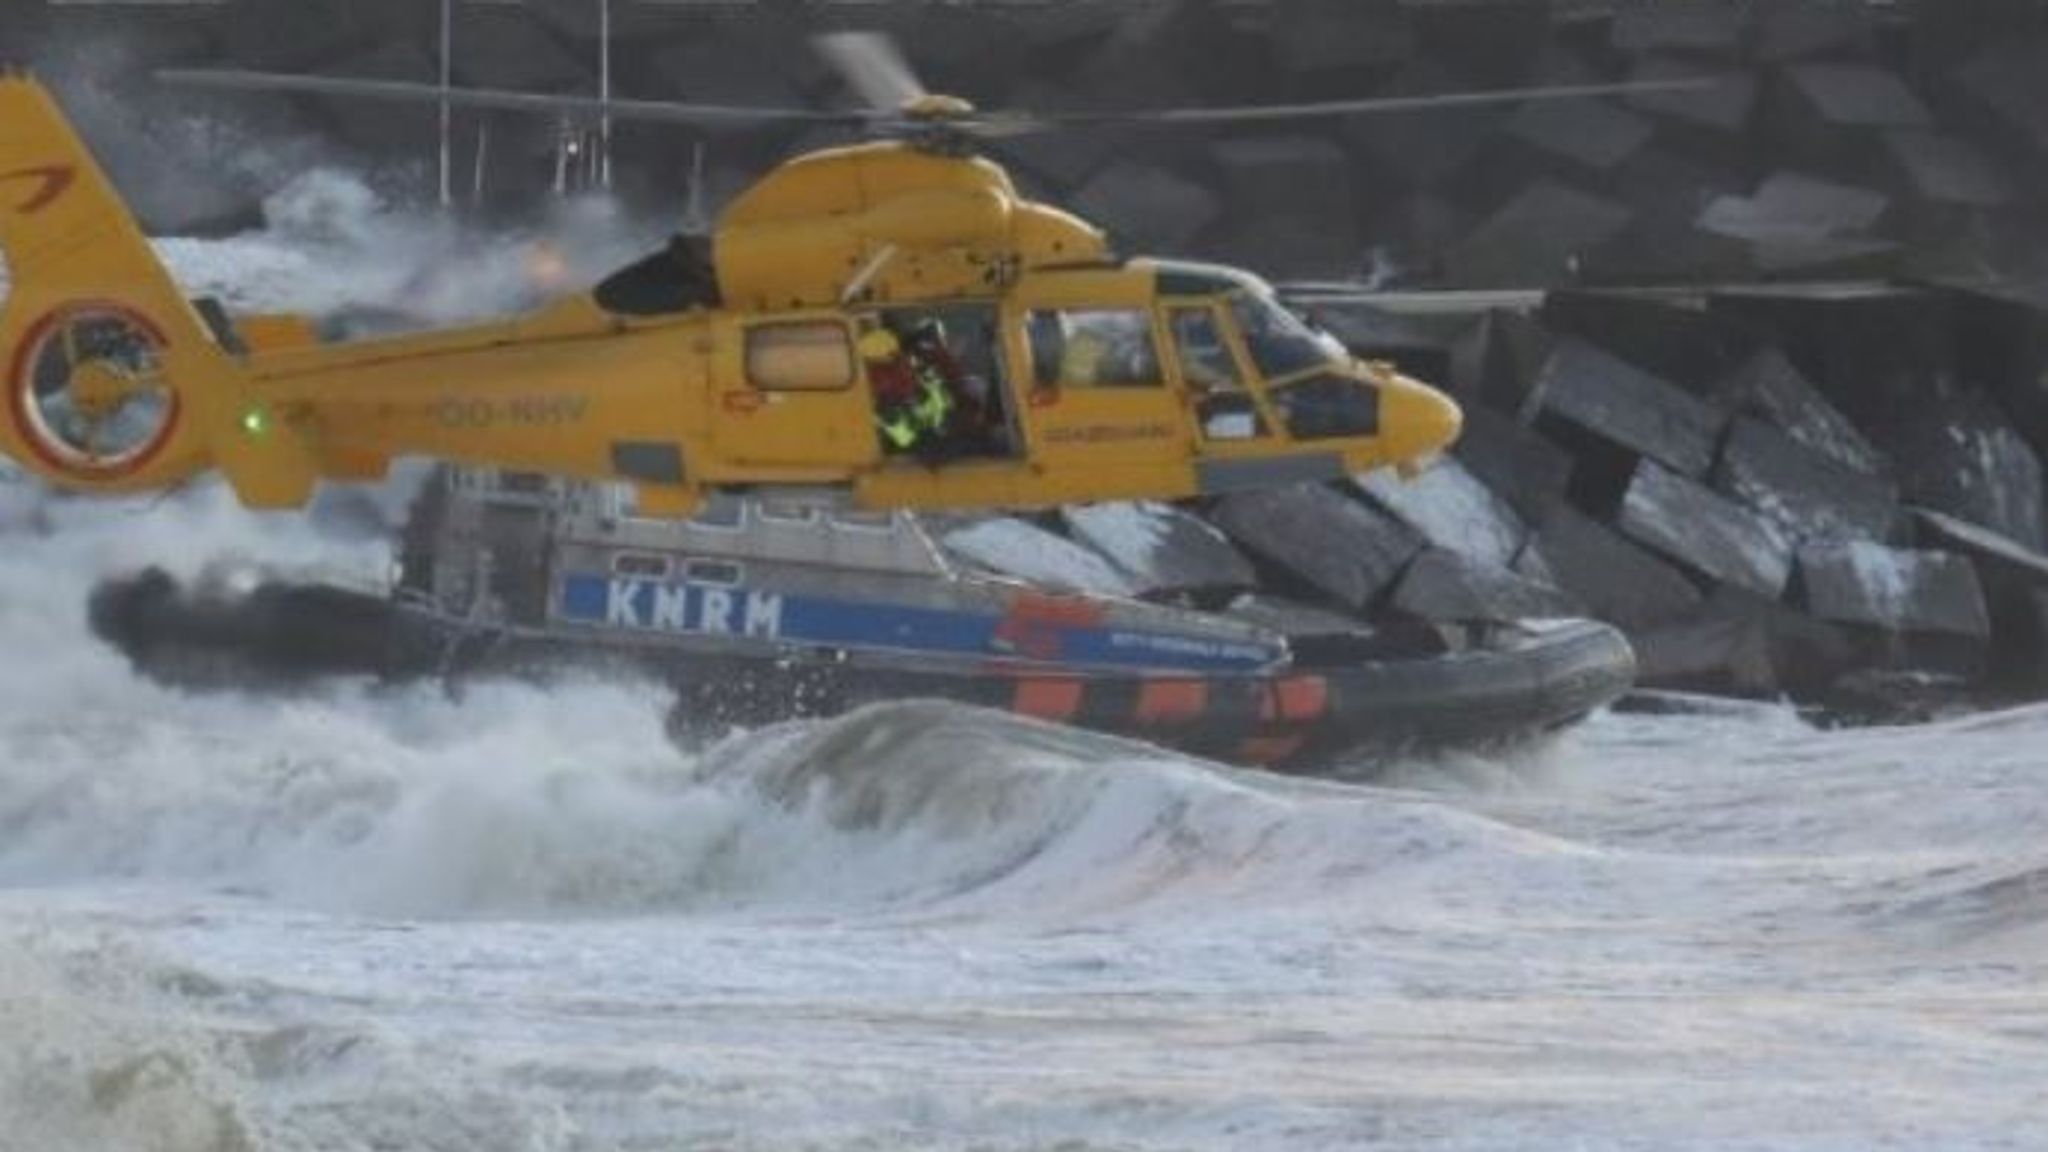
1227;292;1348;381
1027;309;1162;388
745;321;855;391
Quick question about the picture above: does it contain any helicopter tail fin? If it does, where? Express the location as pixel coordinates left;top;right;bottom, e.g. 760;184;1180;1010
0;75;316;505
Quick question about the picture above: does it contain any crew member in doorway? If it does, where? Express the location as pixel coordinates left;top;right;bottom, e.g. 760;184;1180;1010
861;326;924;454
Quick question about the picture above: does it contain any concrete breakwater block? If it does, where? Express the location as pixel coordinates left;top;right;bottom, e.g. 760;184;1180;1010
1389;548;1583;625
1529;338;1725;478
1208;135;1357;233
1343;60;1504;191
1071;160;1222;253
1626;58;1759;132
1505;96;1654;172
1911;508;2048;682
1224;593;1375;642
1450;404;1576;525
1450;309;1556;413
1633;584;1864;697
1796;541;1990;638
1061;501;1255;602
1888;393;2048;554
1354;457;1525;568
941;518;1136;598
1540;291;1761;392
1443;181;1632;287
1713;347;1891;476
1713;417;1900;544
1619;459;1796;599
1208;485;1423;614
1784;63;1935;129
1531;506;1703;632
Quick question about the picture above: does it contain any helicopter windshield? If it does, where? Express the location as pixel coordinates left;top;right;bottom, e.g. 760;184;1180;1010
1226;291;1349;381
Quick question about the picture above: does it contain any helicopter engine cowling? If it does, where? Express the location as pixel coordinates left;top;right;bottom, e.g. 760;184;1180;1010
712;141;1107;310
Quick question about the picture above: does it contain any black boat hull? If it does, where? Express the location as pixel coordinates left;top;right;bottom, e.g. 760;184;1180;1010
91;569;1636;771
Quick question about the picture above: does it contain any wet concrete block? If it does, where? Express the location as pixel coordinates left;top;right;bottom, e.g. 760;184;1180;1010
1624;57;1759;133
1209;486;1424;614
1449;309;1556;414
1611;1;1744;54
1061;501;1256;602
1267;4;1414;75
1630;607;1779;696
1954;37;2048;150
1884;131;2015;207
1390;548;1584;625
1712;348;1891;476
1071;160;1222;253
1224;593;1376;642
1344;60;1505;190
1529;338;1725;478
1540;291;1761;393
1633;585;1863;697
1451;405;1576;526
1911;508;2048;683
1705;286;1946;434
1697;172;1892;246
1442;181;1632;287
1757;5;1879;61
1532;506;1704;632
1505;97;1654;171
1619;460;1796;599
1785;63;1935;128
1713;417;1900;545
1208;135;1357;230
1797;542;1990;638
941;518;1136;598
1211;215;1365;281
1354;457;1526;568
1890;393;2047;553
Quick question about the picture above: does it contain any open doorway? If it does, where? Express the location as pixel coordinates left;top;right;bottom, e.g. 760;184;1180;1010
859;303;1019;464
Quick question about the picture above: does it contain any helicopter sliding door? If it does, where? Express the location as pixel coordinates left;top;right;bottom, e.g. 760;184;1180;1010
1002;275;1193;503
709;314;877;478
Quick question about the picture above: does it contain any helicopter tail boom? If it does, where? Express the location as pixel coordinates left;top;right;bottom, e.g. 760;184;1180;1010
0;75;318;506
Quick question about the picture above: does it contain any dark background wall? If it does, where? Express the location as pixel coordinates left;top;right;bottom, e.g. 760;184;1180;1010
11;0;2048;290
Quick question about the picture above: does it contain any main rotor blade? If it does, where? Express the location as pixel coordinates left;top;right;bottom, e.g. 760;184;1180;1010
967;77;1729;135
157;68;871;127
811;31;928;112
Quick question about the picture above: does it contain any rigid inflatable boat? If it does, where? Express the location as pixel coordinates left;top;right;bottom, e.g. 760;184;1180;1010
90;468;1636;771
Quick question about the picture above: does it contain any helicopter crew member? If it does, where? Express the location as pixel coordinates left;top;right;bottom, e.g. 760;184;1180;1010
861;325;955;459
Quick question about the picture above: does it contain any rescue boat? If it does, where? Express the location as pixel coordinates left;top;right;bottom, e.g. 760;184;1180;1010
89;467;1635;771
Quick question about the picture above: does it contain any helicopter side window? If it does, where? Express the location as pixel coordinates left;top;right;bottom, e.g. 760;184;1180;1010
745;321;855;391
1027;309;1162;388
1169;306;1266;441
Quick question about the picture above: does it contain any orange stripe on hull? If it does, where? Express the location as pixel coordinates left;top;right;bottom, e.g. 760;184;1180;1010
1135;679;1208;724
1261;675;1330;724
1012;677;1084;722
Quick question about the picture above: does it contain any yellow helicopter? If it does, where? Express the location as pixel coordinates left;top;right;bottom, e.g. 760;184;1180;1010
0;37;1701;518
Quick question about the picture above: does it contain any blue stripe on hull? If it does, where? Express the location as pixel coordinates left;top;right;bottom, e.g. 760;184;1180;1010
556;574;1277;673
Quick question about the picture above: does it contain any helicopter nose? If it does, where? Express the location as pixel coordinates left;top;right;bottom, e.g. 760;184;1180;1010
1381;375;1464;464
